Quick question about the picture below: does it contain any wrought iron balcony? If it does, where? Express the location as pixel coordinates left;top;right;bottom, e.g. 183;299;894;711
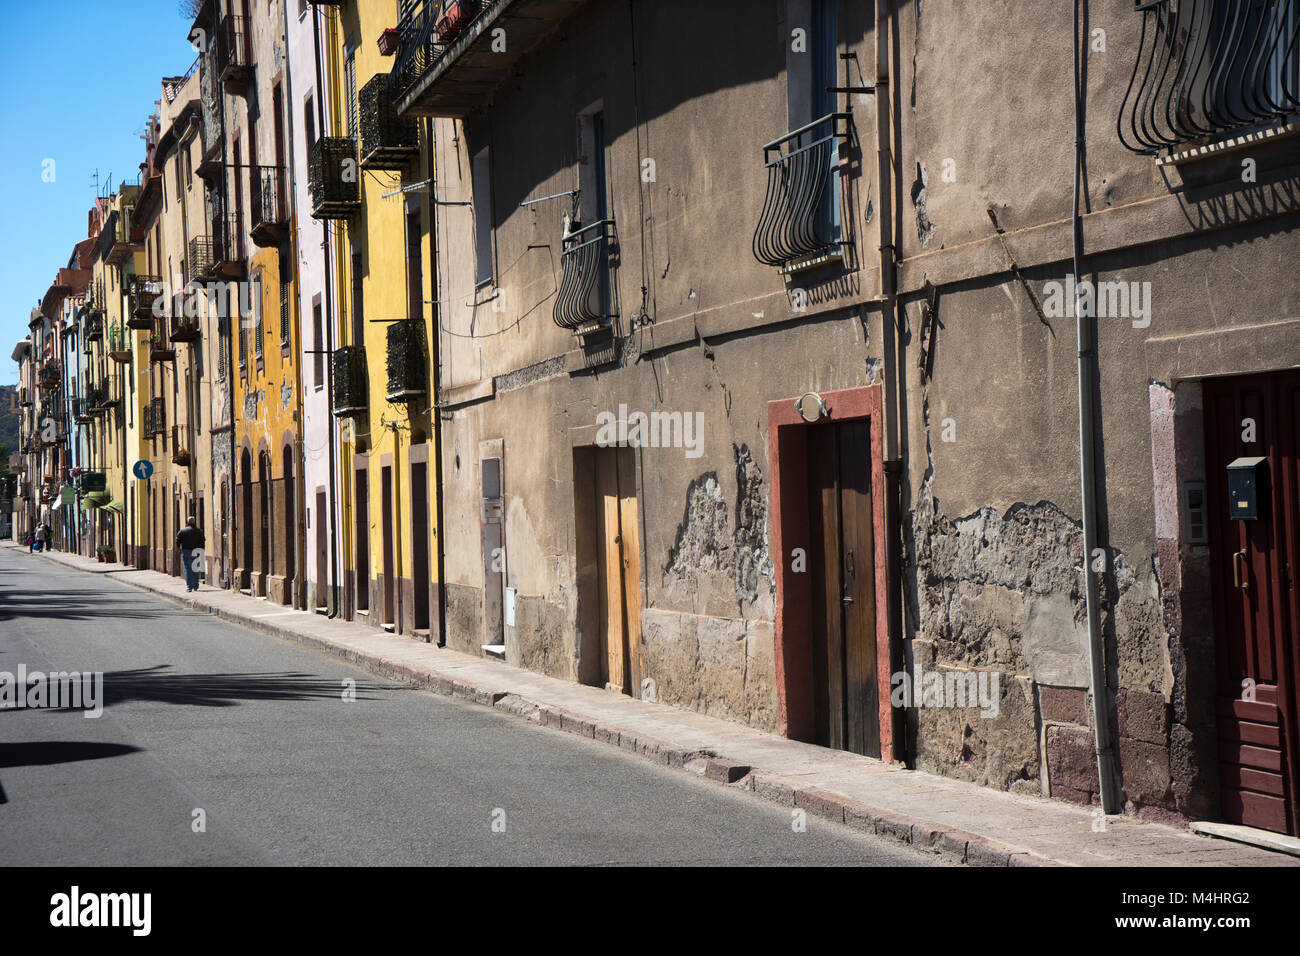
393;0;592;117
37;363;62;387
331;345;368;417
753;112;851;270
145;397;166;438
309;138;361;219
360;73;419;170
214;215;246;275
171;425;191;466
79;471;107;493
128;275;163;328
385;319;427;401
171;309;201;344
148;321;175;363
107;324;132;363
554;219;617;331
75;397;93;423
1119;0;1300;154
249;166;289;246
84;310;104;342
103;212;141;266
215;14;251;91
190;235;216;281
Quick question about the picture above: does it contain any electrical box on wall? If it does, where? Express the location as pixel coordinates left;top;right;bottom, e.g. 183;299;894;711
1227;456;1267;520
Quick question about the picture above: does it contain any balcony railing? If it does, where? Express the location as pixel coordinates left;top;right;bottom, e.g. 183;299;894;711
190;235;216;281
84;310;104;342
128;276;163;328
385;320;427;400
145;397;166;438
249;166;289;246
753;112;851;270
554;219;617;331
79;471;107;493
37;363;62;387
171;309;201;344
75;396;94;423
331;345;368;417
1119;0;1300;154
394;0;593;116
107;324;132;363
171;425;191;466
309;137;361;219
215;14;251;90
360;73;420;170
214;215;246;273
148;320;175;363
104;211;140;266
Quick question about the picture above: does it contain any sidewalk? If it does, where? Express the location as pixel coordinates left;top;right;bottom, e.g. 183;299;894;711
15;541;1298;867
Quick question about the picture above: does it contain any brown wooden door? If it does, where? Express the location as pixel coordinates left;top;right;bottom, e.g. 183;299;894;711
411;462;430;631
594;447;643;695
1204;370;1300;835
381;465;395;625
315;489;328;609
808;420;879;757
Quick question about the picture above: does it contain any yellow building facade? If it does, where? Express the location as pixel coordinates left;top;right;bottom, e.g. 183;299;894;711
319;0;439;636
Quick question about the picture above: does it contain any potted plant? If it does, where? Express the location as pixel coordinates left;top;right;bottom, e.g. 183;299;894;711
378;26;401;56
436;0;479;41
96;545;108;563
104;548;116;563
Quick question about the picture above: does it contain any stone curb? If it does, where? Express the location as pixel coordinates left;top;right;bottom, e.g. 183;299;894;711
21;545;1058;867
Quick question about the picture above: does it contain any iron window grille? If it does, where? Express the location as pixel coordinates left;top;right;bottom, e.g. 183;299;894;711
1119;0;1300;153
553;218;617;331
753;112;852;269
332;345;368;417
385;319;427;401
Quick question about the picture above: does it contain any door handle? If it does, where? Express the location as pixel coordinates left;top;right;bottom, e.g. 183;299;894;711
1233;549;1249;591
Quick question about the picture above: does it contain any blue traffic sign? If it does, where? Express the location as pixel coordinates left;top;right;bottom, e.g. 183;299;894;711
132;460;154;480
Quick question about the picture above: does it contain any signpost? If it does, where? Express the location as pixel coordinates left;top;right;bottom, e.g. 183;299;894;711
132;460;154;481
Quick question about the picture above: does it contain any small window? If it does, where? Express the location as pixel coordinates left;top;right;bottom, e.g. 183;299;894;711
472;147;493;286
312;300;324;388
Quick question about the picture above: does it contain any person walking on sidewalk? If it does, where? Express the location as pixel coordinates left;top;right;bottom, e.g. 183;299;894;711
26;529;34;552
34;524;48;553
176;516;205;592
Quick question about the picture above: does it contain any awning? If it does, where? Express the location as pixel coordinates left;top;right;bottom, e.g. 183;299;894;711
104;498;124;514
81;491;111;509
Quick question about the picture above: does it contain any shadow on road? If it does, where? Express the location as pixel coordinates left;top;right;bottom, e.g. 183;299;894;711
1;666;398;710
0;741;142;769
0;587;189;623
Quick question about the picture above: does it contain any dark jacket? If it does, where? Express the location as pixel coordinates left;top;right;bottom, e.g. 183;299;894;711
176;525;205;550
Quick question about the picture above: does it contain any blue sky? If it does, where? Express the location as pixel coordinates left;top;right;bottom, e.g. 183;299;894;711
0;0;200;384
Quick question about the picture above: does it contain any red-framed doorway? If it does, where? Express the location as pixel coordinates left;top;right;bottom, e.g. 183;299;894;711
768;384;896;761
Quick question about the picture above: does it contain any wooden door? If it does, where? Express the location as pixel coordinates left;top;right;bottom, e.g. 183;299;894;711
807;420;879;757
381;466;395;625
1204;370;1300;835
481;457;504;646
594;447;643;695
315;489;327;609
411;462;430;631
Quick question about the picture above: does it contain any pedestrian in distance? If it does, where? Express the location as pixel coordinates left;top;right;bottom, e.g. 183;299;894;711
176;516;205;592
26;529;34;553
34;524;48;553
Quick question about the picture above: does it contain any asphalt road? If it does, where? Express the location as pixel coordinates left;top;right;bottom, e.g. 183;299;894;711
0;546;941;866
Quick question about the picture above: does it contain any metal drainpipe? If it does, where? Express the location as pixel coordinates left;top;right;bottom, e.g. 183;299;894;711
281;0;307;611
874;0;905;761
314;5;341;619
425;114;448;648
1073;0;1118;814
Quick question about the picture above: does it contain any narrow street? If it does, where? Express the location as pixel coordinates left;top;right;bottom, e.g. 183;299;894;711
0;547;940;866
